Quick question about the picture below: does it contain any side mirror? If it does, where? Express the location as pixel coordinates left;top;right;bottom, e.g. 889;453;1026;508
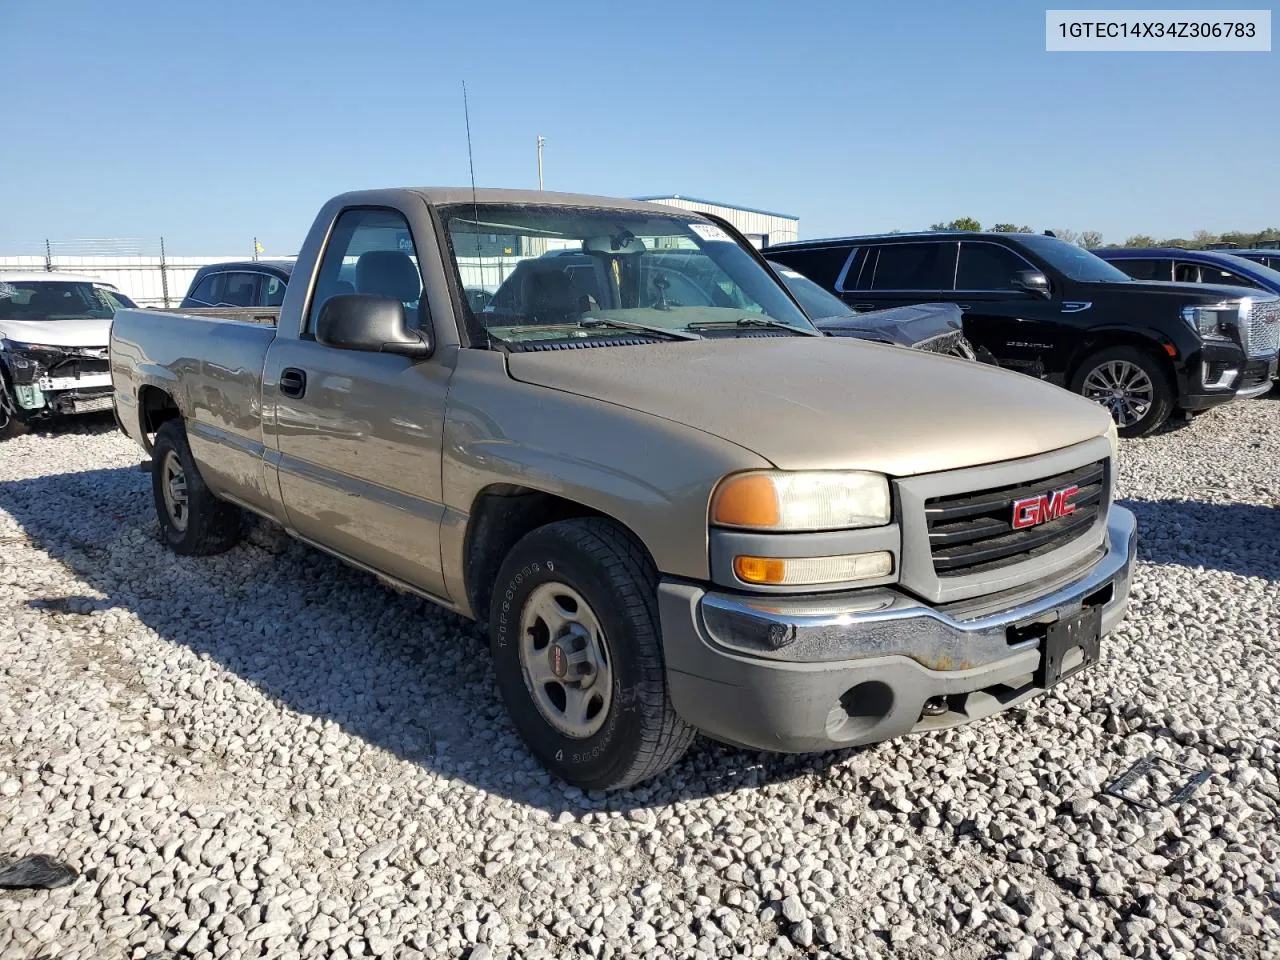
1013;269;1051;298
316;294;432;358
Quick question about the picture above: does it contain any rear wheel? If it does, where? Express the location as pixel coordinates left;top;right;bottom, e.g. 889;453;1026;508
1071;346;1174;438
151;419;242;555
489;517;695;790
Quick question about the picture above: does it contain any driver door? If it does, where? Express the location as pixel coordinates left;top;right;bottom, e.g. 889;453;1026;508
267;206;454;599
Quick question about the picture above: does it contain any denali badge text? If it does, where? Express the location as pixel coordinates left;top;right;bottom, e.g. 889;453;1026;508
1011;485;1080;529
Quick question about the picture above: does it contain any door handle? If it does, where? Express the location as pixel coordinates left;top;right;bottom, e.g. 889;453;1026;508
279;368;307;399
956;304;972;311
853;303;875;311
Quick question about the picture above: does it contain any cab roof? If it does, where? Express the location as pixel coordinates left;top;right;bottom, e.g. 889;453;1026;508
0;271;118;287
336;187;701;215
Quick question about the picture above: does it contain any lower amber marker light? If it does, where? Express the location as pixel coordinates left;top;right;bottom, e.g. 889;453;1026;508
733;551;893;586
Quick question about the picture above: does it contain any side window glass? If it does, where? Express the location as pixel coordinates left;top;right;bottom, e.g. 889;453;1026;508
188;275;218;305
1196;265;1254;288
262;275;287;306
768;246;854;289
1111;259;1169;281
220;272;259;307
309;208;424;333
956;243;1029;290
871;243;957;291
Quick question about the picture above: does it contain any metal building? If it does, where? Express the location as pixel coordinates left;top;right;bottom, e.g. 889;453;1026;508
633;195;799;249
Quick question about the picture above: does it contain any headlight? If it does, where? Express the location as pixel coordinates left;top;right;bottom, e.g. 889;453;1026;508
712;471;891;531
1181;302;1239;341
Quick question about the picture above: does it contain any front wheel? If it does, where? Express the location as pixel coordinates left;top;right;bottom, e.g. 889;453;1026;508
151;419;242;555
489;518;695;790
0;405;26;441
1070;346;1174;438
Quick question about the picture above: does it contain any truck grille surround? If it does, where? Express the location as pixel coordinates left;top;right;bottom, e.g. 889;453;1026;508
924;460;1108;576
1243;299;1280;358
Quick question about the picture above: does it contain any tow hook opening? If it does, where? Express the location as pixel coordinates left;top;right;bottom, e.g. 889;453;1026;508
825;680;895;742
920;696;949;718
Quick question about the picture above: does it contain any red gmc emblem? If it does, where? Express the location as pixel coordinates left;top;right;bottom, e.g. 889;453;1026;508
1011;485;1079;529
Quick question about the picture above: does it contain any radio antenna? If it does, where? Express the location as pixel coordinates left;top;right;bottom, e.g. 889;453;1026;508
462;80;479;223
461;80;493;348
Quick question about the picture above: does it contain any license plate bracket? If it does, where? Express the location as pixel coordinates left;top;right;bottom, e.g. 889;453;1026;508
1035;605;1102;689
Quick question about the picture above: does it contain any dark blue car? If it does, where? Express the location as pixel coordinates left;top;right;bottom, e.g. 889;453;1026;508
1090;247;1280;297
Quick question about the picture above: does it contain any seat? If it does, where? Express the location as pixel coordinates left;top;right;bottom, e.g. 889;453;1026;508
355;251;421;302
28;289;67;315
1175;264;1200;283
520;269;577;325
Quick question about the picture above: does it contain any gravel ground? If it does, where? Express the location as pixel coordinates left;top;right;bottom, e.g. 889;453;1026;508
0;396;1277;960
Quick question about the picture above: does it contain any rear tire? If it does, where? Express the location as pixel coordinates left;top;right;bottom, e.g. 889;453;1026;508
1070;346;1174;438
151;419;242;555
489;517;695;790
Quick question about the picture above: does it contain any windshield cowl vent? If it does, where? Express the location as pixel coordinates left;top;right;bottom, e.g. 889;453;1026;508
515;336;658;352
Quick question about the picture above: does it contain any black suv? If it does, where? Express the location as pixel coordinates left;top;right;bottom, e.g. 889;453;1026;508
766;232;1280;435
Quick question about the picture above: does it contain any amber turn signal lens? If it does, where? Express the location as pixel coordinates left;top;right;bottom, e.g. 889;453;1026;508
733;556;787;584
713;474;780;528
733;551;893;587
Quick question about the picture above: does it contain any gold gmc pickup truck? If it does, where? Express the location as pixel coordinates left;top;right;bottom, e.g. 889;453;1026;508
110;188;1136;789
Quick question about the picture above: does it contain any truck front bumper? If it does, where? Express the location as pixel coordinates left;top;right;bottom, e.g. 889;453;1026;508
660;506;1136;753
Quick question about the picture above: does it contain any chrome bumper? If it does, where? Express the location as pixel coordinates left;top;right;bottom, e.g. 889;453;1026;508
659;507;1137;753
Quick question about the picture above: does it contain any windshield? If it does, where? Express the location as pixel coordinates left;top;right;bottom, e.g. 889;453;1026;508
0;281;133;321
768;261;853;320
442;204;816;345
1014;235;1133;283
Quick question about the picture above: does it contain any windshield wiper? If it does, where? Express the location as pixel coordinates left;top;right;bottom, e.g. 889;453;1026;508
686;316;821;336
576;318;702;341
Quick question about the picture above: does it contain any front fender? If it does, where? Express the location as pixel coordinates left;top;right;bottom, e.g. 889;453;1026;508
440;350;768;594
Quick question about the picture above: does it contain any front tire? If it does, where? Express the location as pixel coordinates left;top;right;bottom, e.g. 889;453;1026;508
0;406;26;441
1070;346;1174;438
489;518;695;790
151;419;242;555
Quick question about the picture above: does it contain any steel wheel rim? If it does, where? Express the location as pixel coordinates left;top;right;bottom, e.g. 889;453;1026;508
1081;360;1154;427
518;582;613;739
161;450;189;532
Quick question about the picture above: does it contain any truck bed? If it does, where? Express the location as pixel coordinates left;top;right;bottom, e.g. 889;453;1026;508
111;307;277;507
150;306;280;326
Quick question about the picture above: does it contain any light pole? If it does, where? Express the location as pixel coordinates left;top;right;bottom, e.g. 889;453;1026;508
536;135;545;190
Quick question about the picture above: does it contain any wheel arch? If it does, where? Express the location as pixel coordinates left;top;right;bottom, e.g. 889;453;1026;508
1065;330;1178;391
136;384;182;454
462;484;654;625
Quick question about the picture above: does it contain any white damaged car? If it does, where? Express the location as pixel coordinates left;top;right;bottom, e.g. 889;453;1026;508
0;273;134;438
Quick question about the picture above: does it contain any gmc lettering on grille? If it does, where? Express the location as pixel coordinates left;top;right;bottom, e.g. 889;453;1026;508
1011;485;1080;530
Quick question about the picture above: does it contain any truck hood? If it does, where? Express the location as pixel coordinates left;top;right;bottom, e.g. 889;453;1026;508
506;337;1113;476
1090;279;1273;303
0;318;112;347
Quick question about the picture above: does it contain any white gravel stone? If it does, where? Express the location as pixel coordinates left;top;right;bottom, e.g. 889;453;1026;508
0;398;1278;958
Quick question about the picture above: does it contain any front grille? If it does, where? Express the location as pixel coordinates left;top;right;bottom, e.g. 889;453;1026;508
925;460;1107;576
1244;299;1280;358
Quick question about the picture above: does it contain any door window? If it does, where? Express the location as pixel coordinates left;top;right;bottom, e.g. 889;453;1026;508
956;242;1031;289
187;274;219;305
1110;258;1170;281
766;245;854;289
1178;262;1255;288
262;274;287;306
218;272;260;307
870;243;957;291
308;208;424;333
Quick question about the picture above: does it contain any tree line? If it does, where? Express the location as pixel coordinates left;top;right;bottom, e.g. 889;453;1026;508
926;218;1280;250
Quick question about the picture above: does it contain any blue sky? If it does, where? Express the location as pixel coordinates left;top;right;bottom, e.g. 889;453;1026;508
1;0;1276;255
